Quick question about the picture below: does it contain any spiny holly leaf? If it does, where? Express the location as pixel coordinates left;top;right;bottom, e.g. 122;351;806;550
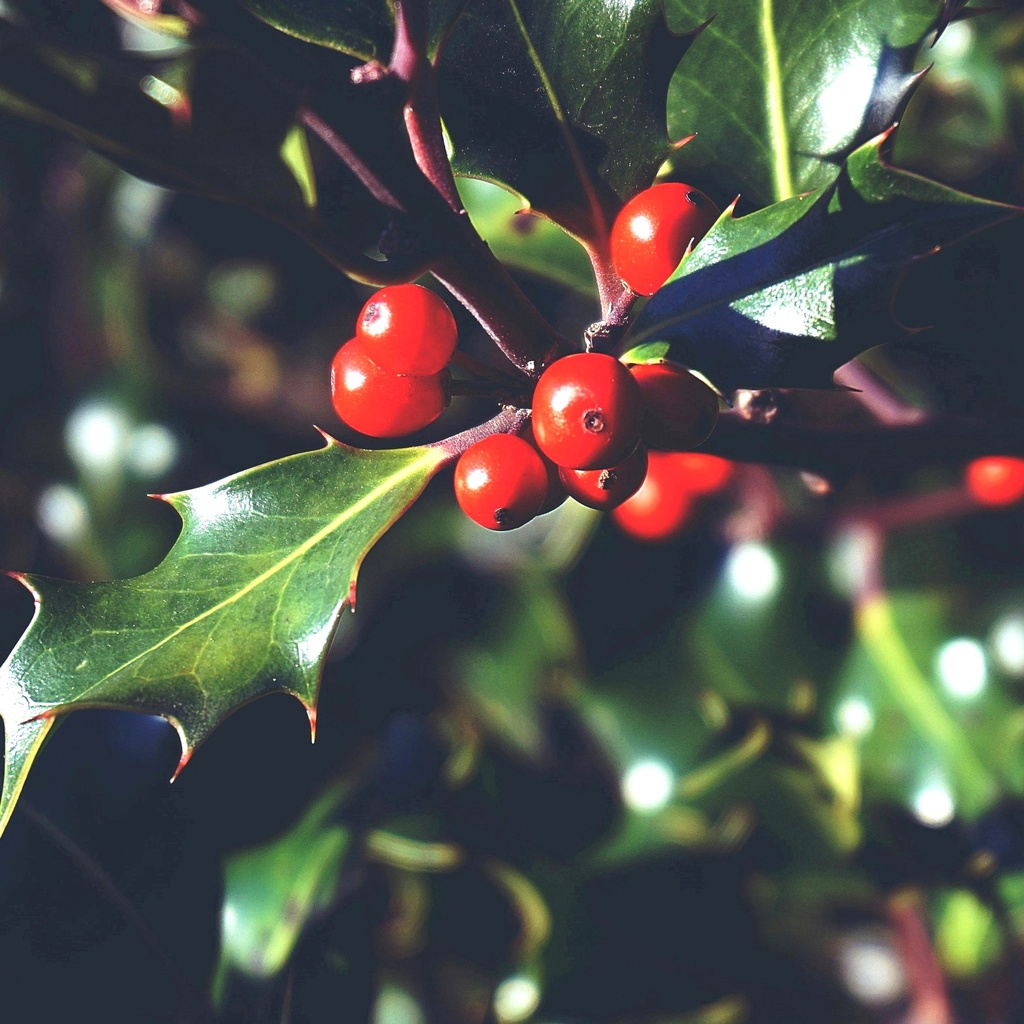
664;0;940;209
0;438;446;838
623;131;1021;393
438;0;695;245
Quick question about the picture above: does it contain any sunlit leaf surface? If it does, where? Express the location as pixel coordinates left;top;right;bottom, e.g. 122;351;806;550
0;439;444;836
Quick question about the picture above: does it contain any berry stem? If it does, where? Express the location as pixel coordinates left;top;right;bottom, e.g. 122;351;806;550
446;378;531;404
432;247;573;378
449;350;524;385
584;284;638;352
302;35;573;376
429;407;529;463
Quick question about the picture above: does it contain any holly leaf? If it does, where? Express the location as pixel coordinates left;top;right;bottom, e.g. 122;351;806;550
457;177;597;297
229;0;468;62
623;132;1021;393
0;438;446;837
216;781;352;988
438;0;694;245
234;0;394;61
664;0;940;209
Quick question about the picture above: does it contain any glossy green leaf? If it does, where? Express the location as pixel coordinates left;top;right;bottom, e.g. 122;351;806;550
664;0;940;209
457;177;598;297
216;781;351;987
231;0;467;61
625;133;1020;392
826;591;1017;821
439;0;694;244
0;438;446;837
236;0;393;61
455;572;581;762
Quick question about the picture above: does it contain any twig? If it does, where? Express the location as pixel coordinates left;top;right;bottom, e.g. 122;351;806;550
428;407;527;462
390;0;463;212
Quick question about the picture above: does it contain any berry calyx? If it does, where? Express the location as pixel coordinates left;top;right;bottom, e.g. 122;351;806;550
454;433;550;530
630;361;719;450
531;353;643;470
330;338;448;438
356;283;458;376
610;450;697;542
610;182;720;296
560;444;648;510
966;456;1024;506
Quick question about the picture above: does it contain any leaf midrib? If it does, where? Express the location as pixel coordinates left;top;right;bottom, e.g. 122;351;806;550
759;0;794;202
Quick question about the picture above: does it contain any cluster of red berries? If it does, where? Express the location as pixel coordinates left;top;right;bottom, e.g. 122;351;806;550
454;354;724;532
330;283;456;437
330;181;728;538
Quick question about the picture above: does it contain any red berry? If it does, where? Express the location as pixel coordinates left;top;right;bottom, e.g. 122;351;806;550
520;421;568;514
672;452;734;495
630;361;719;450
532;353;643;470
331;338;448;438
356;283;458;376
611;451;696;542
560;444;648;511
610;183;720;296
454;434;550;530
966;456;1024;506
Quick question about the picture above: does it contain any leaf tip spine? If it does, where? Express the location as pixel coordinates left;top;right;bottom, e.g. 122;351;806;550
167;719;192;782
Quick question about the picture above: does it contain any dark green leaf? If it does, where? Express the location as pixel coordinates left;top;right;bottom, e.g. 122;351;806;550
231;0;467;62
235;0;393;61
455;573;581;762
0;438;445;836
624;133;1020;392
827;592;1012;821
664;0;939;209
439;0;694;244
457;177;598;297
215;781;352;987
0;23;308;213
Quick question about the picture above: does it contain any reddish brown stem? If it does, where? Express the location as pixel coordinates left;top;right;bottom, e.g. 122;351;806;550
390;0;463;212
429;407;529;462
433;241;573;377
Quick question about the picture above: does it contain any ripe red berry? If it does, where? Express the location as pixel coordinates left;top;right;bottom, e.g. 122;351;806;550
520;421;568;514
630;361;719;450
531;353;643;470
610;182;720;296
672;452;734;495
611;451;697;542
331;338;448;438
454;434;550;530
560;444;648;511
356;283;458;376
966;456;1024;506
